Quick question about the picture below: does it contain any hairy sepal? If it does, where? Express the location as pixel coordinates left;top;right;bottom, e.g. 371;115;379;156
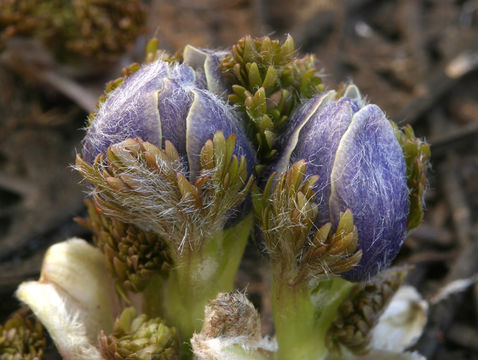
76;132;253;257
253;160;361;284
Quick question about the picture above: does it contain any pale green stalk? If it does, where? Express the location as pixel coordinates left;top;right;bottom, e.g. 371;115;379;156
160;214;253;358
272;270;354;360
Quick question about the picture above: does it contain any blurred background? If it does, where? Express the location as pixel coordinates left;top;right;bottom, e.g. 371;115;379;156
1;0;478;359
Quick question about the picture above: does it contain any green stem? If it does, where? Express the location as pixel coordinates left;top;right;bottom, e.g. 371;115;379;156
272;276;322;360
272;270;354;360
162;214;253;359
142;273;164;318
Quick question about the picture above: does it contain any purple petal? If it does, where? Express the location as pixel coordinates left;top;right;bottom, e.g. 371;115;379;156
275;91;336;174
204;54;229;97
167;63;196;86
82;61;169;163
329;105;409;281
193;69;208;90
291;98;355;226
157;78;194;156
186;89;255;180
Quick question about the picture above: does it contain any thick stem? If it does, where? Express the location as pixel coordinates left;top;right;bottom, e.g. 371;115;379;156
272;276;322;360
142;273;164;318
166;254;220;358
162;214;253;359
272;269;354;360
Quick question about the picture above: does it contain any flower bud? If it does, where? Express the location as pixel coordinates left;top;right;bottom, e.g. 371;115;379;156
327;267;409;355
99;307;179;360
276;85;409;281
82;59;255;181
191;292;276;360
77;199;173;293
0;308;46;360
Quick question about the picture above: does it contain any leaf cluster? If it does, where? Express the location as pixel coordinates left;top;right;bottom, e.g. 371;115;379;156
0;308;46;360
76;200;173;293
99;307;179;360
221;35;324;166
327;267;408;356
253;160;362;284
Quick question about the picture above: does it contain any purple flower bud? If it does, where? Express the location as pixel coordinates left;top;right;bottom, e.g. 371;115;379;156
82;59;255;181
277;85;409;281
